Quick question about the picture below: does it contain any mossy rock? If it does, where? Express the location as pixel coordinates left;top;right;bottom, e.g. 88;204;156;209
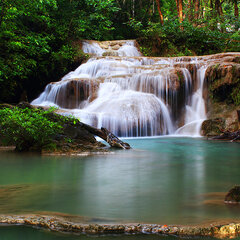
201;118;225;136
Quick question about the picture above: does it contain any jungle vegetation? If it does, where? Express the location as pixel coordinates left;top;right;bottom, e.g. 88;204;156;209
0;0;239;103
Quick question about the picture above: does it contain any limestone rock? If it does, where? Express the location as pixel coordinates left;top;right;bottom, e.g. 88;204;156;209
225;186;240;204
201;118;225;136
102;51;119;57
46;78;101;109
205;61;240;104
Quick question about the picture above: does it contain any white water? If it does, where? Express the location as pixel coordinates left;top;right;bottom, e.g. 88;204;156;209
175;66;207;137
32;40;208;137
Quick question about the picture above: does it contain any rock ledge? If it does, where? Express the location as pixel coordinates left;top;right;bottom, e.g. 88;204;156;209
1;214;240;238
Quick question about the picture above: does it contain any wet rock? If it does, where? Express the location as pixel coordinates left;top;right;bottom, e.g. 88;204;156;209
102;51;119;57
205;61;240;105
46;78;101;109
225;186;240;204
17;101;34;109
201;118;225;136
1;214;240;238
205;100;239;134
204;56;240;135
217;223;240;237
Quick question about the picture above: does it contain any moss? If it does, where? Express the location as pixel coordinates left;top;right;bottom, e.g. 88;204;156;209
214;63;220;70
231;81;240;106
176;71;184;84
232;65;237;75
201;118;225;136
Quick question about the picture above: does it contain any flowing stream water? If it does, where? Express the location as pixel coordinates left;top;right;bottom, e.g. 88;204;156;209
32;40;210;137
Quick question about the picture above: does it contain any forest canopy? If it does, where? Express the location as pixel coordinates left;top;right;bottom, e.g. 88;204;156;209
0;0;239;103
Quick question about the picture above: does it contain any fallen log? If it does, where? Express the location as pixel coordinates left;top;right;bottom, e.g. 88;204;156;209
79;122;131;149
211;130;240;142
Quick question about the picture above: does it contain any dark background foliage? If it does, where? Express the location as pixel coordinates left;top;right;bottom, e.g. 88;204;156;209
0;0;239;103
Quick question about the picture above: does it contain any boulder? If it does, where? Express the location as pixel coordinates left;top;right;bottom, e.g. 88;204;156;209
44;78;101;109
225;186;240;204
201;118;225;136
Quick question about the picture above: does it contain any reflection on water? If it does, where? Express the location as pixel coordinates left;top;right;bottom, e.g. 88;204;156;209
0;138;240;225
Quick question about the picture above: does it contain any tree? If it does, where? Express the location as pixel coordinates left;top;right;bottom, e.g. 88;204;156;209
233;0;239;18
0;0;118;103
155;0;164;25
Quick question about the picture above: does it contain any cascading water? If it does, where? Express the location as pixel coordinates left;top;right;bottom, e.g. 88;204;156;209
32;40;208;137
175;66;207;136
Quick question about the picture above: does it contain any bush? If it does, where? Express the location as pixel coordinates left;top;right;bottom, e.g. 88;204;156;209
0;107;63;151
135;18;240;57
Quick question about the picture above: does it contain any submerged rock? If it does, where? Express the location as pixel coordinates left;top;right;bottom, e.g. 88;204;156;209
225;186;240;204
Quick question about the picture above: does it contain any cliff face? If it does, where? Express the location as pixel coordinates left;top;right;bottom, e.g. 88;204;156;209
201;54;240;136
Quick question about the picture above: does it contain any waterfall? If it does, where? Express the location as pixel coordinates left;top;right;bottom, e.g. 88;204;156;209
32;40;209;137
174;66;207;136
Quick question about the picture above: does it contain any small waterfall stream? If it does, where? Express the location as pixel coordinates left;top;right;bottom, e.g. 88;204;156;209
175;66;207;136
32;40;209;137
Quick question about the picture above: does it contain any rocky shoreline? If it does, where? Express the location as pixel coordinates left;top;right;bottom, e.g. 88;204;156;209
0;214;240;238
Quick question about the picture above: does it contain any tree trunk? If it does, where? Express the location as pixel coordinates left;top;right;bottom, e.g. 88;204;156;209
215;0;223;16
179;0;183;23
155;0;164;25
234;0;239;18
211;130;240;142
80;122;131;149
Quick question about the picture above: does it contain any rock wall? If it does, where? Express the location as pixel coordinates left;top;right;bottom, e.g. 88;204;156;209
201;53;240;136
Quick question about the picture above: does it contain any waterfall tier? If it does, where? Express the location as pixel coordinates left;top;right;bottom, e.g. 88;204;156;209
32;40;238;137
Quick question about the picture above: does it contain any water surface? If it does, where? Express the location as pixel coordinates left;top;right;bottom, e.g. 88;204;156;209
0;138;240;225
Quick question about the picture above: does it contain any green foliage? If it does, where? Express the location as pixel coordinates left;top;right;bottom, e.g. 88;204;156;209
0;107;63;151
0;0;239;103
231;82;240;106
136;18;240;57
0;0;118;103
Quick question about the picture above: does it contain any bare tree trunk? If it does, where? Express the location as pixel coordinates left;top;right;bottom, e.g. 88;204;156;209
80;123;131;149
234;0;239;18
179;0;183;23
155;0;164;25
215;0;223;16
